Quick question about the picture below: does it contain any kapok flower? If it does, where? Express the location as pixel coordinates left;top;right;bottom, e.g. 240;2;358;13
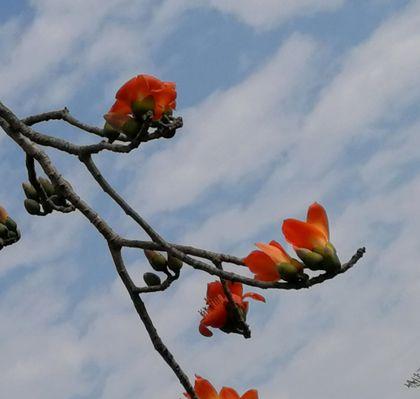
104;74;176;131
282;202;340;271
243;240;304;282
199;281;265;337
184;375;259;399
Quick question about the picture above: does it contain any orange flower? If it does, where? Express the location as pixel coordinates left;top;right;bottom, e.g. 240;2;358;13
282;202;341;271
243;240;294;282
282;202;329;250
185;376;259;399
0;206;8;224
199;281;265;337
104;74;177;129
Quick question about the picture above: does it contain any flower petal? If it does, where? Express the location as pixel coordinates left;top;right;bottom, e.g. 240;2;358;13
220;387;240;399
206;281;224;302
307;202;329;239
269;240;291;260
282;219;328;250
241;390;259;399
108;99;132;115
194;376;219;399
227;281;243;298
255;242;290;264
103;112;132;130
243;292;266;302
244;250;280;282
199;323;213;337
201;300;227;328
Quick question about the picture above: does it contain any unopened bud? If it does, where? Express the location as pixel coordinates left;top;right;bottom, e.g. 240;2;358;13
22;182;39;201
24;199;41;215
295;248;324;270
143;272;162;287
38;177;55;197
144;249;168;272
167;254;183;273
5;217;17;232
132;96;155;119
0;223;8;239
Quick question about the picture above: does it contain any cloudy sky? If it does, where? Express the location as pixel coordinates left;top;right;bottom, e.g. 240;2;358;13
1;0;420;398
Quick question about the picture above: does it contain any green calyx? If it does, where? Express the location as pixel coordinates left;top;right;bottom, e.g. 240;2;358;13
322;242;341;273
132;96;155;119
103;122;120;141
295;248;324;270
122;118;142;139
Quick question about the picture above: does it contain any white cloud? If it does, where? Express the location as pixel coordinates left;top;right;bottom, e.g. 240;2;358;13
1;0;420;398
204;0;345;31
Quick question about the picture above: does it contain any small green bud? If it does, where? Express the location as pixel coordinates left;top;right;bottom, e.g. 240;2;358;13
143;272;162;287
0;223;8;239
38;177;55;197
144;250;168;272
122;118;142;139
132;96;155;119
295;248;324;270
5;217;17;232
22;182;39;201
24;199;41;215
167;254;183;273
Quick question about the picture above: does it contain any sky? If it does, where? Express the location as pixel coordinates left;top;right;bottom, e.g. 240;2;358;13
0;0;420;398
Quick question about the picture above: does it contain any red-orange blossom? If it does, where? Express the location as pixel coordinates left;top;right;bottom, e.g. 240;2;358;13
185;376;258;399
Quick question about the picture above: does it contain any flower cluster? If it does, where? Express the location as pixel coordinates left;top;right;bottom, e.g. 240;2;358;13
104;74;176;140
199;281;265;337
185;376;258;399
244;202;341;282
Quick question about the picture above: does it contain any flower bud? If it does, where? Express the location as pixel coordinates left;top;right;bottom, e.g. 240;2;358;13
132;96;155;119
0;238;3;250
22;182;39;201
5;217;17;232
167;254;183;273
144;249;168;272
122;118;142;139
0;223;8;239
38;177;56;197
24;199;41;215
143;272;162;287
295;248;324;270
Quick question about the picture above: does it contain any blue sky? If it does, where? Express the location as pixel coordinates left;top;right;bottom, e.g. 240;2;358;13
1;0;420;398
